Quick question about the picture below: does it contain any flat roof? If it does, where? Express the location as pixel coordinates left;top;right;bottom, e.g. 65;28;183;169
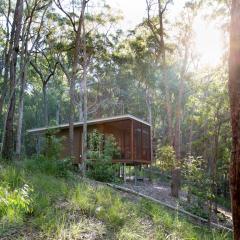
27;114;151;134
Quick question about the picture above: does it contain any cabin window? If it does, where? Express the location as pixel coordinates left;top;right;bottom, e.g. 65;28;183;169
133;121;142;160
142;125;150;161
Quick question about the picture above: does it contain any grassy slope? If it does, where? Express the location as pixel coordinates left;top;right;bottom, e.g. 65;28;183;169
0;159;232;240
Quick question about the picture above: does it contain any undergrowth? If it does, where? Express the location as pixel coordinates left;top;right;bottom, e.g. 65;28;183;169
0;158;232;240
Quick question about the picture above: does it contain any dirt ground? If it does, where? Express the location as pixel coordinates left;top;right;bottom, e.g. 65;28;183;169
119;178;233;229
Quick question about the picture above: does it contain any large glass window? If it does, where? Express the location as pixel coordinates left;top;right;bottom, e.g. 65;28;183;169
142;125;150;161
133;121;142;160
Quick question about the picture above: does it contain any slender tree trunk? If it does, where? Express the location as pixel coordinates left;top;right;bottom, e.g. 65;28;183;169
228;1;240;239
69;0;87;159
175;45;188;162
157;0;181;198
173;44;188;198
79;101;83;122
79;86;83;121
0;2;11;117
212;120;221;212
2;0;24;160
16;57;27;159
82;4;88;176
16;20;28;159
0;56;10;118
69;75;75;158
42;83;48;126
157;0;173;145
146;89;153;161
56;99;61;124
188;117;193;155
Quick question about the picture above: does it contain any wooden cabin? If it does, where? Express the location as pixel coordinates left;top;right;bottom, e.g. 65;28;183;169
27;115;152;165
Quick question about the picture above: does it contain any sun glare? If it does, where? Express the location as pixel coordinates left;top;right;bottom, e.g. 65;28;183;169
193;17;224;67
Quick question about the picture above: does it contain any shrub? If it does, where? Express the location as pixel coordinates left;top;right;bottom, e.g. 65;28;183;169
0;166;25;189
42;129;63;160
23;155;73;178
155;144;176;171
0;166;33;229
86;130;120;182
182;155;214;219
0;184;32;224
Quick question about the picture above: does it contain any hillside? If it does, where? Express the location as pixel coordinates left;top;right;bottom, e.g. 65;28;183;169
0;159;232;240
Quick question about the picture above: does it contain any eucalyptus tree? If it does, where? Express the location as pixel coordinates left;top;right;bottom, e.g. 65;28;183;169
1;0;24;160
228;0;240;238
16;0;52;158
30;52;59;127
54;0;89;164
146;0;173;145
145;0;184;197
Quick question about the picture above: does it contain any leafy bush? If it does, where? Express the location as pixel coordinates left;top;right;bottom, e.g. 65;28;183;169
155;144;176;171
24;131;72;177
23;155;73;178
86;130;120;182
42;129;64;160
0;166;33;229
0;184;32;224
0;165;25;189
182;155;213;219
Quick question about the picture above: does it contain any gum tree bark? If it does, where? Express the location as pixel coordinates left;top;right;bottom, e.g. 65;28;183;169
228;0;240;239
2;0;24;160
0;1;11;117
16;3;48;158
80;0;89;175
56;0;88;159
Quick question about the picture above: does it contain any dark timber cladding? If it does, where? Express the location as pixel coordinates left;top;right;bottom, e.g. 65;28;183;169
27;115;152;165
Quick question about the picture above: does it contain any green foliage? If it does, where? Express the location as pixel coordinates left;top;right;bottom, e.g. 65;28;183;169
0;165;32;230
139;199;230;240
0;160;231;239
42;130;64;160
0;184;32;227
182;155;214;217
86;130;121;182
155;144;176;171
25;130;73;178
23;155;73;178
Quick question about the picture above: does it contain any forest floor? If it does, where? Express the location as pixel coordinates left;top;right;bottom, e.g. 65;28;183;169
119;179;233;229
0;159;233;240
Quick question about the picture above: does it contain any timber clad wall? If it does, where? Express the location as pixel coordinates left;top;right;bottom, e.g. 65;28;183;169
28;115;151;165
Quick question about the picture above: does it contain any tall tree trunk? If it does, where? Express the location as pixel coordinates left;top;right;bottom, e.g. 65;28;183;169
69;0;87;159
228;1;240;239
56;99;61;124
2;0;24;160
157;0;180;197
79;85;83;121
146;88;153;161
157;0;173;145
0;1;11;117
173;44;188;198
175;45;188;162
16;56;27;159
212;121;221;212
188;117;193;155
16;19;28;159
42;83;48;126
81;3;88;176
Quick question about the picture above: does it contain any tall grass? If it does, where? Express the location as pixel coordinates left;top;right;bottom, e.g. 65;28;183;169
0;165;32;233
0;159;232;239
